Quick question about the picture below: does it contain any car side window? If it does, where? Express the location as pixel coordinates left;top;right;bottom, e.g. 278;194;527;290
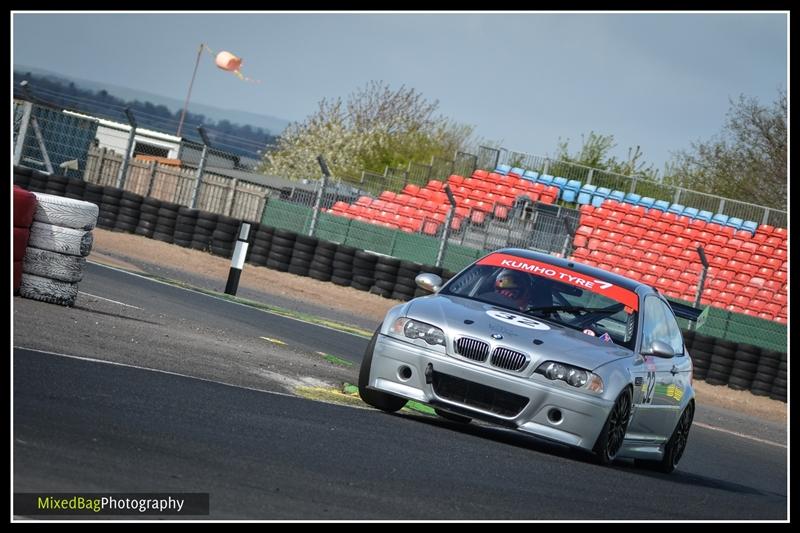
641;297;684;355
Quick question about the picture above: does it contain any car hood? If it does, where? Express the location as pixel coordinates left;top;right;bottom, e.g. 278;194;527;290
406;294;632;372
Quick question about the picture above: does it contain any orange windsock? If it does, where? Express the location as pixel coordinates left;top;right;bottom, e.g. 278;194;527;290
215;51;242;73
203;45;260;83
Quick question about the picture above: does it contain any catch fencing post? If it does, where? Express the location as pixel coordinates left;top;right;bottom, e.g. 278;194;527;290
190;126;211;209
224;222;251;296
690;246;709;331
435;184;458;268
308;155;330;237
13;99;33;166
116;108;138;189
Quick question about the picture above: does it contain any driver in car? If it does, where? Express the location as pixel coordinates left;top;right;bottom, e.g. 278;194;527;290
493;270;532;311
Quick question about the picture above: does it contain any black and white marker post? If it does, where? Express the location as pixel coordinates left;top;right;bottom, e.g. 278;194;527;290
224;221;251;296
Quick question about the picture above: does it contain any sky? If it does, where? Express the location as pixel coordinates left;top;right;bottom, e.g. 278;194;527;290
12;11;788;173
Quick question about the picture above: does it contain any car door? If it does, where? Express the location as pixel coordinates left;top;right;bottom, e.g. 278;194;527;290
627;296;683;442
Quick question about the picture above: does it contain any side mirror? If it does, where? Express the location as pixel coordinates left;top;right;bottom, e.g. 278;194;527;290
415;273;443;293
642;340;676;358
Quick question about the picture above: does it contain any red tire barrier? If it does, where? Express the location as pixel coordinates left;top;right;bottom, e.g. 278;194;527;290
14;185;38;293
14;185;37;228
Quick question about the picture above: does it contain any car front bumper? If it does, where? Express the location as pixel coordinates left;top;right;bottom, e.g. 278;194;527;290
367;334;615;450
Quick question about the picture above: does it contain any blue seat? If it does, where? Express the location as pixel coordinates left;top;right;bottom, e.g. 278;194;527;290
653;200;670;211
696;210;713;222
577;184;597;205
638;197;656;208
667;203;685;215
726;217;744;230
591;187;611;207
682;207;699;218
523;170;539;182
741;220;758;234
624;192;641;205
510;167;525;176
608;190;625;202
495;164;511;175
552;176;568;190
561;180;582;203
538;174;554;186
711;213;729;225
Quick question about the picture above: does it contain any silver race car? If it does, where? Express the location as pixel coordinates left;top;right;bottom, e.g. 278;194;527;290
359;248;697;473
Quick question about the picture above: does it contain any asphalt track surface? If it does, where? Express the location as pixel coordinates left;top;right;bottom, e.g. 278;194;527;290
13;263;788;520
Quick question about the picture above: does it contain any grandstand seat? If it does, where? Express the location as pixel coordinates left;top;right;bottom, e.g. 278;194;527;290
638;197;656;209
523;170;539;182
427;180;444;191
624;193;641;205
538;174;554;186
577;184;597;205
757;224;775;235
561;180;582;203
696;210;713;222
608;190;625;202
591;187;611;207
495;164;511;175
667;203;685;215
379;191;397;202
510;167;525;177
682;207;699;219
710;213;729;226
652;200;670;212
726;217;744;230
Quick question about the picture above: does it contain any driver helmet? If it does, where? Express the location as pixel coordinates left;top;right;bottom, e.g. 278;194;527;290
494;269;528;299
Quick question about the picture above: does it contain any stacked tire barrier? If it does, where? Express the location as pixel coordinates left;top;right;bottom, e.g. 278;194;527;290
12;165;786;401
20;193;98;306
684;332;787;403
14;186;38;293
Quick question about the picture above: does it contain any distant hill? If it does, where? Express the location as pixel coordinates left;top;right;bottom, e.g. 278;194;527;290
14;65;292;136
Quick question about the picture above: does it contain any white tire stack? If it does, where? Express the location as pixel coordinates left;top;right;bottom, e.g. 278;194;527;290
20;193;99;306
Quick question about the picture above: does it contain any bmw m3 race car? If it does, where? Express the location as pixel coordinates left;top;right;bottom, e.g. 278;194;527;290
359;248;697;473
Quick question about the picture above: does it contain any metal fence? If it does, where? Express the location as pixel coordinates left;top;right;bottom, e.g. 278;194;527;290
477;146;787;228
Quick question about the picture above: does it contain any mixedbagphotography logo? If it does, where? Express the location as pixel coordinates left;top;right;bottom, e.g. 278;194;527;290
14;493;210;516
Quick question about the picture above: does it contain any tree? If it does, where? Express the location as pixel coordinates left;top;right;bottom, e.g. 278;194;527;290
664;90;787;210
260;81;474;182
552;131;660;180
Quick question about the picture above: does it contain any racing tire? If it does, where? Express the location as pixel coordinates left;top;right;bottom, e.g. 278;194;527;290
592;388;632;465
23;247;86;283
32;192;99;230
636;402;694;474
358;326;407;413
29;222;93;257
19;273;78;306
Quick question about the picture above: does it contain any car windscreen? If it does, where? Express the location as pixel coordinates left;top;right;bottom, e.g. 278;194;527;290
441;256;638;350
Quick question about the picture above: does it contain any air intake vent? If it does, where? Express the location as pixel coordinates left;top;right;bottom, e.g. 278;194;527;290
454;337;489;362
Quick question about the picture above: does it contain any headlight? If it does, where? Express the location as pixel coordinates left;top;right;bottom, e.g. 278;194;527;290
391;318;446;347
536;361;604;393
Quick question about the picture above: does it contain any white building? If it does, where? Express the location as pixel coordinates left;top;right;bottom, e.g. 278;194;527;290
63;110;182;159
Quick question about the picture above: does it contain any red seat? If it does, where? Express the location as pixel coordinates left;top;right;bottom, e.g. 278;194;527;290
670;280;689;294
572;248;590;260
757;224;775;235
641;274;658;285
426;180;444;191
716;291;735;305
621;235;639;247
645;263;665;277
665;246;684;258
448;174;465;187
689;218;707;230
660;212;677;225
664;268;682;280
710;234;728;246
